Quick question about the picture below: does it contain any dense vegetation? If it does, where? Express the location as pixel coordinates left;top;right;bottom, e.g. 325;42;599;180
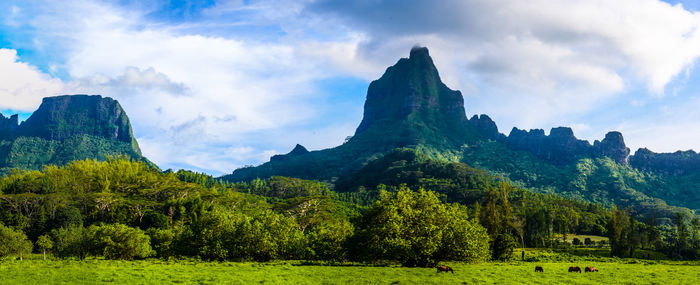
1;152;698;265
0;134;148;175
0;95;149;175
0;157;488;265
462;140;698;219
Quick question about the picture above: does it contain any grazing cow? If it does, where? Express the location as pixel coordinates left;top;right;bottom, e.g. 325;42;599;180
535;266;544;272
437;265;454;273
585;267;598;272
568;266;582;273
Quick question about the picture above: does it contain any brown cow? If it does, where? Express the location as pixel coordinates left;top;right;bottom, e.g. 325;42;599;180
585;267;598;272
437;265;454;273
568;266;582;273
535;266;544;272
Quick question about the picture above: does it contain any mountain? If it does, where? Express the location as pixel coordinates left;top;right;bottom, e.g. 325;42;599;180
0;95;150;173
224;47;483;182
354;46;477;148
503;127;629;165
223;47;699;219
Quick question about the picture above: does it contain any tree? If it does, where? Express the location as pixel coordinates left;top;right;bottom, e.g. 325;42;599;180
36;234;53;260
691;217;700;250
51;226;92;259
673;212;692;258
524;208;552;248
91;223;154;260
481;183;516;260
607;207;632;257
354;187;489;266
644;218;663;251
0;223;33;260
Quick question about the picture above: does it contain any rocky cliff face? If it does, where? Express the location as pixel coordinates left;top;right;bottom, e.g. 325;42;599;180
0;113;19;138
506;127;630;164
353;46;475;148
469;114;505;141
507;127;589;164
270;144;309;162
226;47;480;182
0;95;147;172
224;46;643;182
593;131;630;164
16;95;136;144
630;148;700;175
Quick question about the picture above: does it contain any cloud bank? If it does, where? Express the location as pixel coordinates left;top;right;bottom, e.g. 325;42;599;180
2;0;700;174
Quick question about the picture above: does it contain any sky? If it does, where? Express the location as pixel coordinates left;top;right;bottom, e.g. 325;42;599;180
2;0;700;175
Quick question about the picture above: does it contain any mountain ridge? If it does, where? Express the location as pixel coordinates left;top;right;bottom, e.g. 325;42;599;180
222;46;700;219
0;94;149;173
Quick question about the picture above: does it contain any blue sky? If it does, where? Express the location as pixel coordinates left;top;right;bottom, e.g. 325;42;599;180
2;0;700;175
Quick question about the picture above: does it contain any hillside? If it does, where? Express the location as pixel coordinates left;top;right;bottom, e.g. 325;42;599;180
222;47;699;219
0;95;150;173
224;47;484;182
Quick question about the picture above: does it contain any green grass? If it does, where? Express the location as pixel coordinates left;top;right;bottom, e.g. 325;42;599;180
1;257;699;284
513;247;669;262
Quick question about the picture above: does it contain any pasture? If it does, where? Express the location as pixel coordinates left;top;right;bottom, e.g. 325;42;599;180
0;258;698;284
556;234;609;244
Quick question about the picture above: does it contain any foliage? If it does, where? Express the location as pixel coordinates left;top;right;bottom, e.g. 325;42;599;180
0;222;32;260
0;155;693;263
0;134;152;176
91;223;154;260
353;187;489;266
36;234;53;259
462;141;697;220
607;207;638;257
50;226;92;259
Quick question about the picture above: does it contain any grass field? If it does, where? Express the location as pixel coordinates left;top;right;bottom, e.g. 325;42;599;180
0;258;699;284
554;234;609;244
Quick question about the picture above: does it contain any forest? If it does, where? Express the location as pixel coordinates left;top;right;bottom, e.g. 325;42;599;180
1;151;698;266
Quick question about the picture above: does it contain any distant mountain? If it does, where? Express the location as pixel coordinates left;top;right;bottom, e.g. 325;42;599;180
0;95;151;173
224;47;484;182
222;47;699;219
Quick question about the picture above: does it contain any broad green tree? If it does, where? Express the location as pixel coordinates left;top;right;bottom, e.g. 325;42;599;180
91;223;154;260
355;187;489;266
0;223;33;260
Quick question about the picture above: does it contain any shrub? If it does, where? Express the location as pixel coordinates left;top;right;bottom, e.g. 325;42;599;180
573;237;582;246
51;226;92;259
90;223;154;260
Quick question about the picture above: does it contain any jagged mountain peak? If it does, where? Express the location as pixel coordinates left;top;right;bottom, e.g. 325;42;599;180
16;95;137;146
0;94;149;173
353;46;473;148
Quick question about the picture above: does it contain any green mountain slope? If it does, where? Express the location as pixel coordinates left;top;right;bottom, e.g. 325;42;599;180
461;140;695;219
222;47;698;219
0;95;152;173
224;47;482;182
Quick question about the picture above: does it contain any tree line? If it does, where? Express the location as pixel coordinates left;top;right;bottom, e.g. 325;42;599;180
0;154;699;265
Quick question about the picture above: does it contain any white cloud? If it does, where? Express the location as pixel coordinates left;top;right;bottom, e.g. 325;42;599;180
71;66;188;95
0;48;65;111
5;0;700;174
308;0;700;131
5;0;366;174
